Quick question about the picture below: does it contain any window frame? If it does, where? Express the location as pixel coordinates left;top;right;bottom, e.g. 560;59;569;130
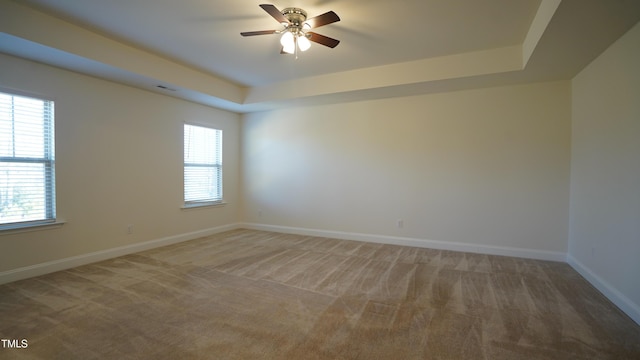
182;122;224;209
0;88;57;231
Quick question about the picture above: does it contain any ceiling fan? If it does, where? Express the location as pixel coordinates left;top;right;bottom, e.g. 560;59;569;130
240;4;340;56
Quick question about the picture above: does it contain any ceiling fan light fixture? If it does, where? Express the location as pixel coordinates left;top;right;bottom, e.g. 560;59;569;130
280;30;295;53
298;34;311;52
283;43;295;54
241;4;341;55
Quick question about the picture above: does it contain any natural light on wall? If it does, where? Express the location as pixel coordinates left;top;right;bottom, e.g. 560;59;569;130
0;91;56;228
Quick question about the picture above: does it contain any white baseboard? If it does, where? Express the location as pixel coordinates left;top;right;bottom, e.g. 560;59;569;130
0;223;242;285
567;255;640;326
241;222;567;262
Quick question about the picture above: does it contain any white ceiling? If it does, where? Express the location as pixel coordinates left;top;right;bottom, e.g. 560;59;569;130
1;0;639;112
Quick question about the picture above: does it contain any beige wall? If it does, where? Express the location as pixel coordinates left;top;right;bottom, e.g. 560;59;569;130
242;81;571;256
569;22;640;323
0;53;241;274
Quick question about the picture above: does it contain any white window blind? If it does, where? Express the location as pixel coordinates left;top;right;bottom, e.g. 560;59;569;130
184;124;222;206
0;91;56;227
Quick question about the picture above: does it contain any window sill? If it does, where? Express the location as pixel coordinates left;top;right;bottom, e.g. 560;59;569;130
181;201;227;210
0;220;66;236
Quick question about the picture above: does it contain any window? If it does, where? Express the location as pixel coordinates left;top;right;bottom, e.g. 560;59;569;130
0;91;56;228
183;123;222;207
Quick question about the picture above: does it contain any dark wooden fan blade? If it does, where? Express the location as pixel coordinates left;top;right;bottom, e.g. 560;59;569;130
259;4;289;24
307;32;340;48
305;11;340;28
241;30;277;36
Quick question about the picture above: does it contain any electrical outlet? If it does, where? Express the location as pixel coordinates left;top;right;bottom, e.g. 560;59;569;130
397;219;404;228
127;224;134;235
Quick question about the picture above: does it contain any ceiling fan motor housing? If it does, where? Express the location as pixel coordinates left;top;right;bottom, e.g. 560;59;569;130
282;8;308;30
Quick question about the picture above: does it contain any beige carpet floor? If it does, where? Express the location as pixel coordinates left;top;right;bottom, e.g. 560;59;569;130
1;229;639;359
